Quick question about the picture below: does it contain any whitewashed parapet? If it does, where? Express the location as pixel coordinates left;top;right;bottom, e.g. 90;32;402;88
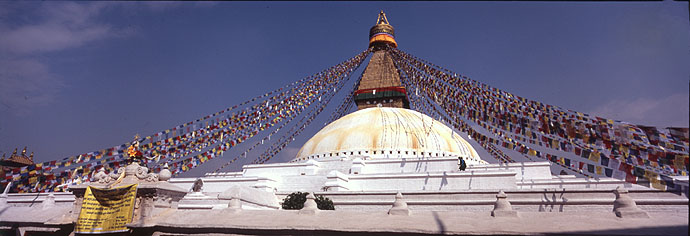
303;159;320;175
169;176;277;193
325;170;351;191
218;186;280;209
315;188;688;212
242;161;320;177
346;170;517;191
253;177;278;192
517;176;630;189
467;161;552;180
1;192;76;207
204;171;243;178
351;157;365;174
357;157;459;175
275;175;328;192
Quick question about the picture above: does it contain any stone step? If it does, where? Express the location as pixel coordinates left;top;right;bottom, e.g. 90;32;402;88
278;188;688;201
330;198;688;206
277;189;688;213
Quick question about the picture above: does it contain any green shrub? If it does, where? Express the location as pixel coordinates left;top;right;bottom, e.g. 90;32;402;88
315;194;335;210
281;191;335;210
281;192;308;210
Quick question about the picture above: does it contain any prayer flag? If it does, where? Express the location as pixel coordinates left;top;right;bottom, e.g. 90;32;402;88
660;175;675;189
588;151;601;163
604;168;613;177
600;156;609;167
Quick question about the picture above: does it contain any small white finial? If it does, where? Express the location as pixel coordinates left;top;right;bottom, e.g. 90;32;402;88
491;190;518;217
299;193;320;215
388;192;410;215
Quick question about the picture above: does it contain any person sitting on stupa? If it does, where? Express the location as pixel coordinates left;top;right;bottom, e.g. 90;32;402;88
458;157;467;171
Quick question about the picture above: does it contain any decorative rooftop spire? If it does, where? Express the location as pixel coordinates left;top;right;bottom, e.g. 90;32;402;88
368;10;397;49
376;10;390;25
2;147;34;166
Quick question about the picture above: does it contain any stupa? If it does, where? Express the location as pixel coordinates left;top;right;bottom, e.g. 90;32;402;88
0;11;687;236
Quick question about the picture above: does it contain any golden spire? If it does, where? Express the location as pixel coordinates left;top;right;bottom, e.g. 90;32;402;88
30;152;34;161
369;11;397;49
12;148;17;156
376;10;390;25
21;146;27;156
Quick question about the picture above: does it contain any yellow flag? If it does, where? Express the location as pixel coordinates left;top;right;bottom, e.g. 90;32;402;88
674;155;688;171
589;151;601;163
645;170;665;191
75;184;137;234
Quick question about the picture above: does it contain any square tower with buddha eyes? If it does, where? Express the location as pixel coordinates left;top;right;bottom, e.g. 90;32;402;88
354;11;410;110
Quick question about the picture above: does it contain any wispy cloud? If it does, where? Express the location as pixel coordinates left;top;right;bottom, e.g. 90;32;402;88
589;93;689;128
0;1;213;55
0;58;64;115
0;2;133;115
0;2;122;54
142;1;217;12
142;1;185;12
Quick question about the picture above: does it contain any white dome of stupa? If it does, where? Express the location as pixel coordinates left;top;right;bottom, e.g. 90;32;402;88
294;107;483;164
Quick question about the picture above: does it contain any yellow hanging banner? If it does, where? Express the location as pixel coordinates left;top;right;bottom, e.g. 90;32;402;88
75;184;138;234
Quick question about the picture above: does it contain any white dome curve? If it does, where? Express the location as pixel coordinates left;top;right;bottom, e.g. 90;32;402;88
294;107;482;163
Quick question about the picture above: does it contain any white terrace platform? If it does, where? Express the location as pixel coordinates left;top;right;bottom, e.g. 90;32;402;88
163;157;686;212
172;157;629;193
1;158;687;236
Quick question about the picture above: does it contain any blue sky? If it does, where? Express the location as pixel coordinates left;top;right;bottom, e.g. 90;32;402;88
1;1;688;176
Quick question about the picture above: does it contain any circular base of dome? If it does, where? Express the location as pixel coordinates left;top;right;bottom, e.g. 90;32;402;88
294;107;481;163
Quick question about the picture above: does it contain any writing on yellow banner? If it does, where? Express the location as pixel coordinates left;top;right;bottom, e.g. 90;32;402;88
75;184;138;234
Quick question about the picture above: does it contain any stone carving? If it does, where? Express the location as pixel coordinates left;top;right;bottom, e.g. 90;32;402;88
90;162;161;186
136;165;159;182
613;187;649;218
109;167;125;180
93;169;108;183
191;178;204;192
91;167;125;184
136;166;148;179
159;163;172;181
